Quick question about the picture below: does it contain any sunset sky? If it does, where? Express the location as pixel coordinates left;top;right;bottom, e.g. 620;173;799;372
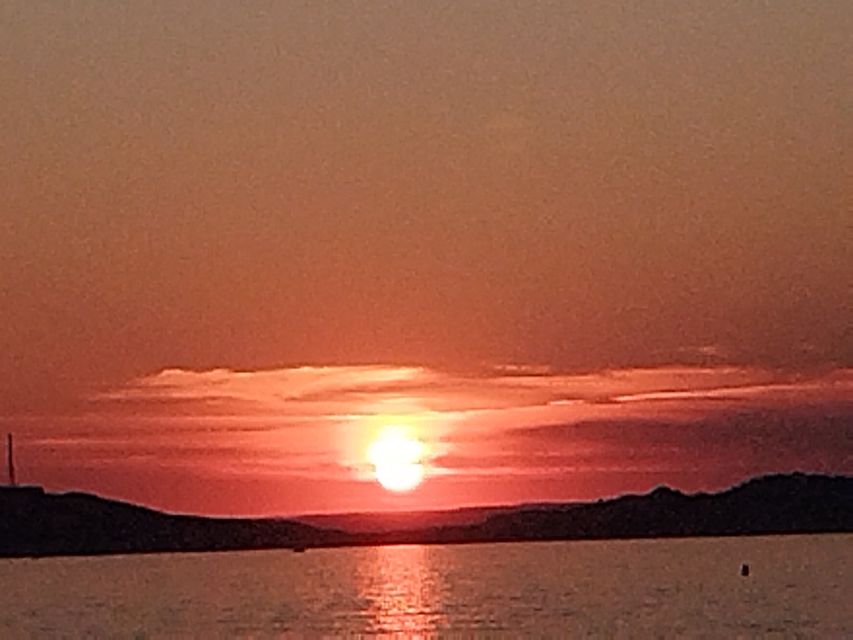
1;1;850;515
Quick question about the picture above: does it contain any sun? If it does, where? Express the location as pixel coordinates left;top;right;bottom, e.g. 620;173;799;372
367;426;426;492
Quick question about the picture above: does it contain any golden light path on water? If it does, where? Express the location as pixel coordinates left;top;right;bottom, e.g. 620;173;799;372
356;545;446;634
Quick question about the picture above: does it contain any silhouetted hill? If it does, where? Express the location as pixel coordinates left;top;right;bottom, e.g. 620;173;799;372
0;486;348;557
297;504;520;534
1;473;850;558
444;473;852;543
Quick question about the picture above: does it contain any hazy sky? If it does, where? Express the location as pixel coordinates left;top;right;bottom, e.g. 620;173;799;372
1;1;850;513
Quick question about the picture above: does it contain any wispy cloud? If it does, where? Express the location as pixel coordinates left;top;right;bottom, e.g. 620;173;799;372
95;363;851;418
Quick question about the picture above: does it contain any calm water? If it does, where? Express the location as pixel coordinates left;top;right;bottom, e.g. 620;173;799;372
0;535;849;638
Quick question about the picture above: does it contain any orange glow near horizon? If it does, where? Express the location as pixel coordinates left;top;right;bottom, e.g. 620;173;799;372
5;363;851;516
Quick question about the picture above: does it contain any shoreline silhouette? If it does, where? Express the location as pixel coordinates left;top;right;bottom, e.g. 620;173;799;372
1;472;850;559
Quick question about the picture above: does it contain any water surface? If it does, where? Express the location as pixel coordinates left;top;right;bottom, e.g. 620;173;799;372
0;534;849;637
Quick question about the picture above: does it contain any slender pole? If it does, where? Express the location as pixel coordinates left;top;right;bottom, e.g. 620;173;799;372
7;433;15;487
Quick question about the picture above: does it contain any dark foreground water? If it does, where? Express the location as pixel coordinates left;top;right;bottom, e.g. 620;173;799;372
0;534;849;637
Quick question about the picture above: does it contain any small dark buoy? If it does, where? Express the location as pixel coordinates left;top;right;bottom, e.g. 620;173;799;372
740;563;750;577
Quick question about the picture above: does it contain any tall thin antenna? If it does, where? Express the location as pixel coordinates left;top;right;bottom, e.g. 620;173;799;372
6;433;15;487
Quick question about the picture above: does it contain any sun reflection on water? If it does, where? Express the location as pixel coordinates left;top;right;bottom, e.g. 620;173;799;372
355;545;447;635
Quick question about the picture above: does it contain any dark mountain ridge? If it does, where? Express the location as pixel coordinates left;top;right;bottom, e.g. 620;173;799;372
297;504;522;534
0;486;347;557
456;473;851;543
1;473;850;558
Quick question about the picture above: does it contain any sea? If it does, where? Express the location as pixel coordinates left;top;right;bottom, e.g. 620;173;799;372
0;534;849;637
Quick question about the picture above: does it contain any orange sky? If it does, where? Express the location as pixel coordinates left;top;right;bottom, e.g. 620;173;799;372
0;2;850;514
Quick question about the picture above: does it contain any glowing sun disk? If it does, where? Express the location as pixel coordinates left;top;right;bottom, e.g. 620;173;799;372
368;427;426;492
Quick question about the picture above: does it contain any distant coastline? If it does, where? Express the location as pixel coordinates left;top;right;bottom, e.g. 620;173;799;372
2;473;850;559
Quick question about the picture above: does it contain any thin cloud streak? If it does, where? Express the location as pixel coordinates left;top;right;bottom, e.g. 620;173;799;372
98;363;848;414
